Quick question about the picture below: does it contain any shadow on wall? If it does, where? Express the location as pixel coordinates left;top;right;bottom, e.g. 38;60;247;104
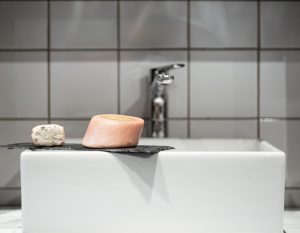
122;74;150;119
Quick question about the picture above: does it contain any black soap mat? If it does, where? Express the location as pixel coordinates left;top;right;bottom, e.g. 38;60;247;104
0;143;174;154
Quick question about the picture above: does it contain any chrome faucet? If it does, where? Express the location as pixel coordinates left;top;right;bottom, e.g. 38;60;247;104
150;63;185;138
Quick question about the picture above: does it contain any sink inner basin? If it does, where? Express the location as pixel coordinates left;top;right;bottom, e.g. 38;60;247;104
21;138;285;233
139;138;279;152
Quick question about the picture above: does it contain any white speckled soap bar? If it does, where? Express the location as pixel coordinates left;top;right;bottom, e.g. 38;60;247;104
31;124;65;146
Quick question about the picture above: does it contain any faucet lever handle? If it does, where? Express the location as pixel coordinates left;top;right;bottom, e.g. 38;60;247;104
152;63;185;74
155;73;174;86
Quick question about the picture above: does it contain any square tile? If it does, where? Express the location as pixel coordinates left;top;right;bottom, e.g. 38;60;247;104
261;2;300;48
190;120;257;139
0;1;47;49
285;190;300;210
260;120;300;188
190;51;257;118
191;1;257;48
51;52;118;118
146;120;188;138
141;120;151;138
0;121;46;188
260;51;300;117
168;120;188;138
120;51;187;118
51;1;117;49
120;1;187;48
0;52;47;118
50;120;89;139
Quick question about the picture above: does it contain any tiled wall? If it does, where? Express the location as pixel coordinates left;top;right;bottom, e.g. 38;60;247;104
0;1;300;206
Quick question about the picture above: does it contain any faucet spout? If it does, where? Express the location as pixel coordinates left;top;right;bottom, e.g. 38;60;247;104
150;63;185;138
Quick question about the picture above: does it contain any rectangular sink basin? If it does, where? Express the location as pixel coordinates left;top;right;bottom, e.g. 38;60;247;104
21;139;285;233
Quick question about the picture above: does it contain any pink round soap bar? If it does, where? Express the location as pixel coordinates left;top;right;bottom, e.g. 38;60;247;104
82;114;144;148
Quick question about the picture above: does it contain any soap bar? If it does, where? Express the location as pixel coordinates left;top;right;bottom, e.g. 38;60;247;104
82;114;144;148
31;124;65;146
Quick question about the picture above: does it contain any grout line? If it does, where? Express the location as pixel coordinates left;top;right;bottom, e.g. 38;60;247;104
286;187;300;190
0;49;47;52
0;118;48;121
260;117;300;121
0;117;299;121
49;118;91;121
47;0;51;124
117;0;121;114
261;47;300;51
256;0;261;139
1;47;300;52
0;187;20;191
189;117;258;120
188;47;258;51
187;0;191;138
0;48;255;52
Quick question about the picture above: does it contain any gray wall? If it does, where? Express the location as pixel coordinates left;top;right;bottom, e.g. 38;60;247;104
0;1;300;206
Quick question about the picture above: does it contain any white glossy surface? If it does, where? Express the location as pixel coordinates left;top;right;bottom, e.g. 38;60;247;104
21;139;285;233
0;121;46;188
261;120;300;187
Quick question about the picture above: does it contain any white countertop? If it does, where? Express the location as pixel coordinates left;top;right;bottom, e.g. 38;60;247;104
0;209;300;233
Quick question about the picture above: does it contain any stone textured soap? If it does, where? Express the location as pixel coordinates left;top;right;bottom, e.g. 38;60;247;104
82;114;144;148
31;124;65;146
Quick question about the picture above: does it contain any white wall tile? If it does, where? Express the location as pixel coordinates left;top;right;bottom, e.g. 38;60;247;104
190;120;257;139
51;52;118;118
0;52;47;118
50;120;89;139
191;1;257;48
141;120;150;138
190;51;257;117
261;2;300;48
120;51;187;118
261;51;300;117
51;1;117;49
0;1;47;49
146;120;188;138
120;1;187;48
168;120;188;138
261;120;300;187
0;121;46;188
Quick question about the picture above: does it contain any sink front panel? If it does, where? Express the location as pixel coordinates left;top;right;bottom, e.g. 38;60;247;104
21;140;285;233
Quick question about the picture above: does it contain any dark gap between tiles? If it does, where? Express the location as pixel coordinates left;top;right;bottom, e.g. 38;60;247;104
187;0;191;138
257;0;261;139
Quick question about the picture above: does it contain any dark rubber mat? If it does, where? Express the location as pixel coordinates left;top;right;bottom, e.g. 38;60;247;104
0;143;174;154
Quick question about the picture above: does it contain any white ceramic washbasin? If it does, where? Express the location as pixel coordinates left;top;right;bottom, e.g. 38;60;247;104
21;138;285;233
